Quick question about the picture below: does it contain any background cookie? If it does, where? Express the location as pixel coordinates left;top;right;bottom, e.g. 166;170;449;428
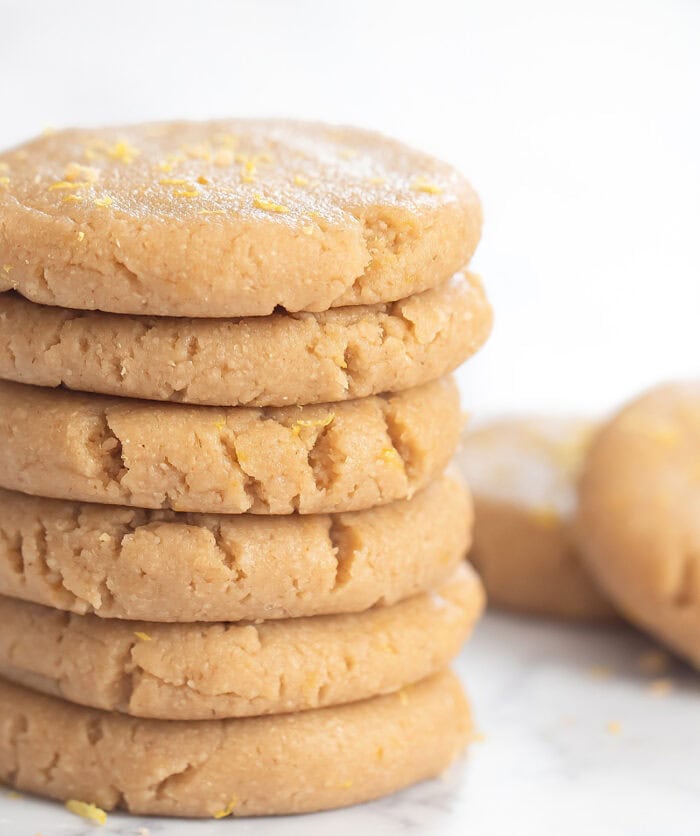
0;670;470;817
458;416;615;620
0;376;461;514
0;471;471;621
0;272;491;406
577;382;700;665
0;121;481;317
0;566;483;719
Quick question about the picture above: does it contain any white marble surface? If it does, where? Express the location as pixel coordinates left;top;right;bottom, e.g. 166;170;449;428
2;612;699;836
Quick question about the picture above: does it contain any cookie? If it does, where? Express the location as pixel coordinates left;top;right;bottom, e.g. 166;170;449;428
0;271;491;407
0;565;482;720
0;121;481;318
0;471;470;621
0;376;461;514
458;417;615;620
577;383;700;665
0;670;470;817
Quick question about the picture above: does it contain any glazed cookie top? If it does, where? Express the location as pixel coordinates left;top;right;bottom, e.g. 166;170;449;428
0;120;482;317
460;416;596;520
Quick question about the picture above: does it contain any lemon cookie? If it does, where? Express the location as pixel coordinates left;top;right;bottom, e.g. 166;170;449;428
577;383;700;665
0;120;481;317
0;566;482;720
458;417;614;620
0;670;470;817
0;376;461;514
0;271;491;406
0;471;470;621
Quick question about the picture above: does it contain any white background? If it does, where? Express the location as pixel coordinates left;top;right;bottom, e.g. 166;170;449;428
1;2;700;834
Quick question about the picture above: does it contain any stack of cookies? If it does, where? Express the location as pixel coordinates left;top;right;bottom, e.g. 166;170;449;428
0;121;490;818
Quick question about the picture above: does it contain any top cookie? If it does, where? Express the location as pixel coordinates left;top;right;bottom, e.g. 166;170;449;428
0;121;482;317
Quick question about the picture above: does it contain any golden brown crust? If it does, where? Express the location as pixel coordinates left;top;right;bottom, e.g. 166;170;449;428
576;383;700;664
0;121;481;317
0;566;483;719
459;417;614;620
0;272;491;407
0;471;471;621
0;376;462;514
0;670;470;817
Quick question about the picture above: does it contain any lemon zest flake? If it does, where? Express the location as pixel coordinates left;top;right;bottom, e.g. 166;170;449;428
159;178;190;186
94;196;113;207
253;193;289;214
198;209;226;216
291;414;334;437
63;195;83;204
65;799;107;825
49;180;88;191
173;189;199;198
2;264;13;274
380;447;403;467
106;140;140;164
64;163;99;183
213;796;238;819
134;631;152;641
410;177;442;195
0;176;11;187
293;174;309;187
77;231;86;242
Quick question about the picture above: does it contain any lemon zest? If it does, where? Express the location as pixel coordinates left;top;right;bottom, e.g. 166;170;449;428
380;447;402;467
213;796;238;818
65;799;107;825
173;189;199;198
291;414;334;437
106;140;140;164
134;631;152;641
49;180;88;191
293;174;309;186
253;193;289;214
64;163;99;183
94;196;113;207
63;195;83;204
410;177;442;195
2;264;13;274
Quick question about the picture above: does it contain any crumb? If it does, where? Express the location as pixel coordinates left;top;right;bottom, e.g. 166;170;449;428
648;678;674;696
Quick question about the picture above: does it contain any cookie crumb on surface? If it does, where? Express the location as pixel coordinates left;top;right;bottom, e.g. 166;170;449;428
648;678;674;696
